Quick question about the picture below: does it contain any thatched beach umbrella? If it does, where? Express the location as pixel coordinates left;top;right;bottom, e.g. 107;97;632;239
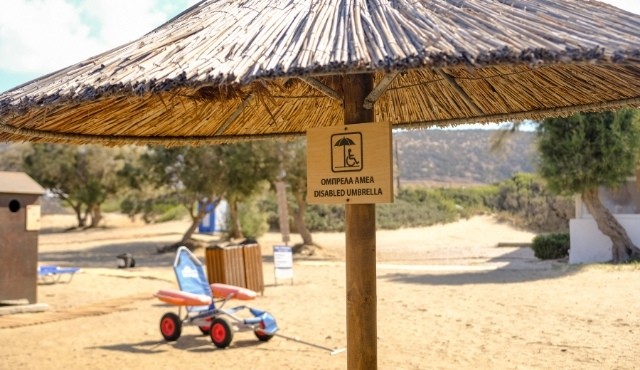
1;0;639;368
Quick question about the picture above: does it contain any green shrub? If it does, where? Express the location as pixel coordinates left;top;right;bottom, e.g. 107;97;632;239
438;185;497;216
238;201;268;239
157;205;188;222
100;198;122;213
492;173;573;233
377;197;456;229
376;186;495;229
262;174;572;234
119;192;185;223
531;233;570;260
304;204;345;232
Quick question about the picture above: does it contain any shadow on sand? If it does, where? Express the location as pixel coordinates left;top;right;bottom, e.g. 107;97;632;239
39;240;177;268
380;248;584;286
90;335;211;354
39;237;280;269
91;335;265;354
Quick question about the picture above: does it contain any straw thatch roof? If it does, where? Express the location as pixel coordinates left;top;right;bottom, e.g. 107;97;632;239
1;0;639;145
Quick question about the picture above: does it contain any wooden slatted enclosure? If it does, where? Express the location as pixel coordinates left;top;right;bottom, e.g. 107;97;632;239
205;245;246;288
242;244;264;295
204;243;265;295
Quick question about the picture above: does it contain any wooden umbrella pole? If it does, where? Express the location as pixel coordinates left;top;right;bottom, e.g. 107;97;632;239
342;73;377;370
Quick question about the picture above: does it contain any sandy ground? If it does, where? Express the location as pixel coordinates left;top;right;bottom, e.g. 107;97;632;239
1;214;639;369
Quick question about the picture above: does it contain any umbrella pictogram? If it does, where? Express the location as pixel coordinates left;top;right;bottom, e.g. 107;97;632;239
334;136;360;168
335;137;355;146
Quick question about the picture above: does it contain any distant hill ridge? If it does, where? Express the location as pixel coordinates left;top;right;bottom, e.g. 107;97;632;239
2;131;537;186
394;129;537;185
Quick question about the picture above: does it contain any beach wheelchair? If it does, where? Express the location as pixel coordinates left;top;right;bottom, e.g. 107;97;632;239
154;246;277;348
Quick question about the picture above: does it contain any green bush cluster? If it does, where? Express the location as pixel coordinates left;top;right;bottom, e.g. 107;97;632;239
437;186;497;217
304;204;345;232
262;186;495;233
491;173;573;232
157;205;188;223
531;233;570;260
377;188;462;229
263;173;572;233
238;200;268;239
120;193;186;223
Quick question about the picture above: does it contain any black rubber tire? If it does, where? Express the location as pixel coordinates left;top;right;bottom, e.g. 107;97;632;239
160;312;182;341
210;318;234;348
198;325;211;335
254;322;274;342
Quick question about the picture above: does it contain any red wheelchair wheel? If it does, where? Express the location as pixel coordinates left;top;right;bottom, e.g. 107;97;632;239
160;312;182;341
210;318;233;348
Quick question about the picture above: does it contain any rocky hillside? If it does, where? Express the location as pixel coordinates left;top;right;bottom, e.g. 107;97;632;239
1;130;537;186
394;129;537;185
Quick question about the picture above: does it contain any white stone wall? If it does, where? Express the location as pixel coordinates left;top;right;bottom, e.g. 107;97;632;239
569;216;640;264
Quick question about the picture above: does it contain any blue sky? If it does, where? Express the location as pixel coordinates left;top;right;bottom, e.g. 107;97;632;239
0;0;638;131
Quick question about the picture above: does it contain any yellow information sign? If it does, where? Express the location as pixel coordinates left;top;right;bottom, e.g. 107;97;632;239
307;121;393;204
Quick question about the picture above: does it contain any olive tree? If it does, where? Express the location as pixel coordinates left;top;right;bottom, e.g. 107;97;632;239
23;144;124;228
139;146;224;248
279;138;314;246
537;109;640;262
215;142;280;239
138;142;278;249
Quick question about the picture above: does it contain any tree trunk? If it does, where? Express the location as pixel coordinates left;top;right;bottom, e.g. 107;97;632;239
180;218;201;245
89;204;102;228
581;187;640;262
180;199;218;244
73;204;86;228
394;139;401;193
227;198;243;240
82;206;92;229
293;191;313;245
61;196;85;228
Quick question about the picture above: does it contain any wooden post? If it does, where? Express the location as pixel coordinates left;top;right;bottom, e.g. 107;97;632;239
342;73;377;370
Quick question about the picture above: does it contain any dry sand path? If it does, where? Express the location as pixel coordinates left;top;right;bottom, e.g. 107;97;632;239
1;214;638;369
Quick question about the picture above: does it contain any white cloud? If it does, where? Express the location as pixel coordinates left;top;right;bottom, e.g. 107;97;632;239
600;0;640;14
76;0;171;47
0;0;100;73
0;0;196;75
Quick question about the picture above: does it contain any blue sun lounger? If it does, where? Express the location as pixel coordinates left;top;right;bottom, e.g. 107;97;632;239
37;265;81;284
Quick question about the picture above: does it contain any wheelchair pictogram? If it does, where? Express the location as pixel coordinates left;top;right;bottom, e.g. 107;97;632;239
331;132;363;172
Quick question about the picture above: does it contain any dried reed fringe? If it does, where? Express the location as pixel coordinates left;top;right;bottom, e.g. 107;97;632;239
2;96;638;147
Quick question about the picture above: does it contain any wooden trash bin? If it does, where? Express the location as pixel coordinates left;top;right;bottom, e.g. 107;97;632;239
205;245;246;288
205;243;264;294
242;244;264;295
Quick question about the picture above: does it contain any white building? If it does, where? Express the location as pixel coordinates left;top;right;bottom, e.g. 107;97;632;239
569;178;640;264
